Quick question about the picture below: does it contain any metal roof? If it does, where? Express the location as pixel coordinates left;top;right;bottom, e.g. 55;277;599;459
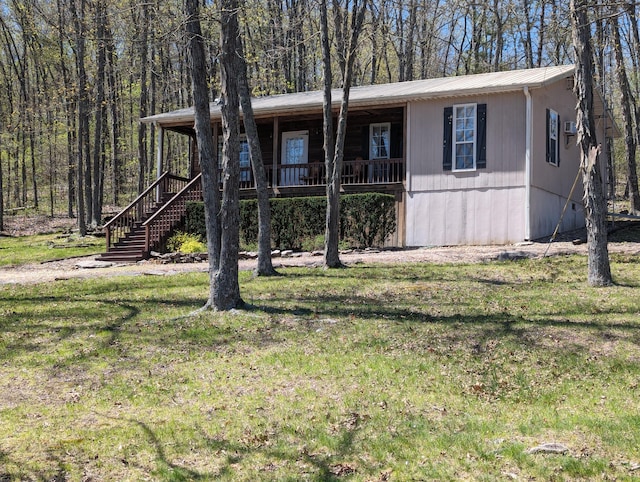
141;65;576;126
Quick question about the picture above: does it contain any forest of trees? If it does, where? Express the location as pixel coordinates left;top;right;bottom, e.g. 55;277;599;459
0;0;639;229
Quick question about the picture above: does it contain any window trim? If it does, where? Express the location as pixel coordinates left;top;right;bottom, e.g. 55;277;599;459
452;103;477;172
280;130;309;186
369;122;391;160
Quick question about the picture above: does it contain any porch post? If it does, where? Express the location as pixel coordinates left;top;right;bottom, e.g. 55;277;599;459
273;116;279;189
156;124;165;203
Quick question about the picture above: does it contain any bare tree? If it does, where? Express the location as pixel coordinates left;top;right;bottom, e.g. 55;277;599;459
55;0;76;219
213;0;244;309
322;0;369;269
136;0;150;195
570;0;612;286
0;142;3;231
70;0;88;236
92;0;107;225
236;36;278;277
624;1;640;205
185;0;222;308
610;4;640;214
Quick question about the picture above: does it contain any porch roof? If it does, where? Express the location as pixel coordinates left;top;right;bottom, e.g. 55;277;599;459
141;65;575;127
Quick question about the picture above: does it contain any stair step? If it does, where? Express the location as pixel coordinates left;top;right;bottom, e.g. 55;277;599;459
96;253;145;262
125;234;147;241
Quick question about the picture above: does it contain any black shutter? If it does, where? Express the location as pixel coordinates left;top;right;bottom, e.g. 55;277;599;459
557;114;561;167
476;103;487;169
545;108;551;163
391;123;403;158
443;106;453;171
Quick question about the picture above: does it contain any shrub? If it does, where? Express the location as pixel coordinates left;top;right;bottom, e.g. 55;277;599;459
301;234;325;252
340;193;397;248
166;231;205;253
179;238;207;254
185;193;396;250
185;203;207;239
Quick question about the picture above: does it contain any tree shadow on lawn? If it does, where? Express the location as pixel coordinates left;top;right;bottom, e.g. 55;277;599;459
241;294;640;358
126;414;370;481
4;266;639;382
0;448;67;482
0;300;141;365
0;275;206;366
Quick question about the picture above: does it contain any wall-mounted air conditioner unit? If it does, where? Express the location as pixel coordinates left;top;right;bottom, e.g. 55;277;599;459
564;121;577;135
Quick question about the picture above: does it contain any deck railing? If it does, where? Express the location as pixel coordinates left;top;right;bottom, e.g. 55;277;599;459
103;172;189;249
143;174;203;253
105;158;403;256
238;158;404;189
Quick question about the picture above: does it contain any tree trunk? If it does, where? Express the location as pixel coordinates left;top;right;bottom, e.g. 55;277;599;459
105;19;122;206
71;0;87;235
0;147;3;231
186;0;220;297
214;0;243;309
369;1;378;84
536;0;546;67
610;7;640;214
56;0;75;218
523;0;533;68
92;0;107;224
137;1;149;194
320;0;336;266
237;36;277;276
625;2;640;207
403;0;417;81
323;0;368;269
570;0;612;286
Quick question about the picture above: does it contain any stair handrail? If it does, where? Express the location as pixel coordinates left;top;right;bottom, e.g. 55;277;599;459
103;171;189;249
142;173;203;253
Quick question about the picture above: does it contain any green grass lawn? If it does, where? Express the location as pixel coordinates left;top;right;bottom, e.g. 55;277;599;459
1;255;640;481
0;232;104;267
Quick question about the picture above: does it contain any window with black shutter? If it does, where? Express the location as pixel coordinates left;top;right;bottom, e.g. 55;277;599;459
546;108;560;167
443;103;486;171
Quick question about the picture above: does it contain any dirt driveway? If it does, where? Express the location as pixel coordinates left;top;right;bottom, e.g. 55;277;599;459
2;235;639;286
2;215;639;285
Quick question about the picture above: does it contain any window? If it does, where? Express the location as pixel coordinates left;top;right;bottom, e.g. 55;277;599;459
546;109;560;167
453;104;476;170
443;103;486;171
370;123;391;159
217;134;251;181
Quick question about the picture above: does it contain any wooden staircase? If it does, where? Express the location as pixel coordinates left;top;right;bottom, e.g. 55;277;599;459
97;223;150;263
97;172;202;262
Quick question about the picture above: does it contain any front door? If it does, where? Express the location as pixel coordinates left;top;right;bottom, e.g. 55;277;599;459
280;130;309;186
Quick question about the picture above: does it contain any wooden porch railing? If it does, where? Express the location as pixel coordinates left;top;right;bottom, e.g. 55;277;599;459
143;173;203;253
238;158;404;189
103;171;190;250
103;158;403;257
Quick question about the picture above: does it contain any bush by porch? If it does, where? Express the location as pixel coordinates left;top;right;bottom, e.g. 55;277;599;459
185;193;397;251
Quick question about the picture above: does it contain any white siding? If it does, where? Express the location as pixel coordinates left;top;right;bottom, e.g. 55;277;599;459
529;186;586;240
406;91;528;245
406;187;526;246
528;78;594;240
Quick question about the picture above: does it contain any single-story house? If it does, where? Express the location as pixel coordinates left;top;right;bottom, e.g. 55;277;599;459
100;65;617;261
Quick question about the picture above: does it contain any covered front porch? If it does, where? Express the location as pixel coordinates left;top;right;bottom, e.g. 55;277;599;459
99;105;407;261
157;105;406;198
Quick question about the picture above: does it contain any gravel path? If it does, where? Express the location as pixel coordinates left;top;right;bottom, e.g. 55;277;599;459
2;237;639;286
